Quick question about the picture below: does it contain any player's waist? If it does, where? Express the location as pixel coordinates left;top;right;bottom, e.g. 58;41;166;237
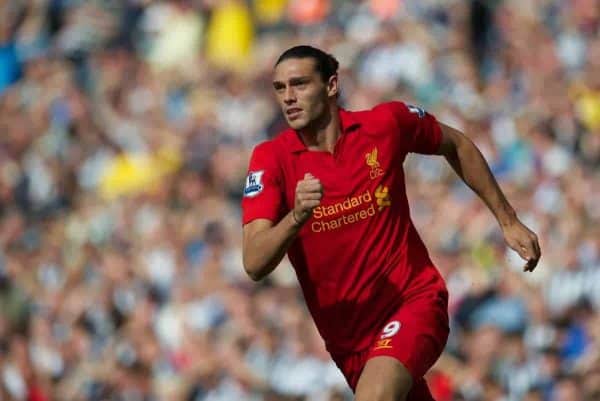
309;263;447;355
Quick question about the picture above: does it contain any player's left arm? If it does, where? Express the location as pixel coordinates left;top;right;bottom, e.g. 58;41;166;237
435;123;541;272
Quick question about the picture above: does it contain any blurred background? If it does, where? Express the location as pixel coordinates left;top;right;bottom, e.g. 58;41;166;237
0;0;599;400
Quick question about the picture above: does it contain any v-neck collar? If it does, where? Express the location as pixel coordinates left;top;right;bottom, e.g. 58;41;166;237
285;108;361;154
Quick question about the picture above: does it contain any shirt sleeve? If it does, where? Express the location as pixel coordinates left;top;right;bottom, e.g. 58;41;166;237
241;142;285;225
385;101;443;155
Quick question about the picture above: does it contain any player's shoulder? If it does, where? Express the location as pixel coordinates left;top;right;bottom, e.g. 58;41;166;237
370;101;427;118
252;138;277;155
345;101;411;135
360;101;429;129
250;128;295;162
370;101;419;119
252;129;284;150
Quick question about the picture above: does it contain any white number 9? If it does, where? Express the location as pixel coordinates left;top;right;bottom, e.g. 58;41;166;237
381;320;401;339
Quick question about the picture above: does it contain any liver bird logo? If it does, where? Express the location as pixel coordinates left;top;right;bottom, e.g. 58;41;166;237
365;147;380;169
366;147;384;179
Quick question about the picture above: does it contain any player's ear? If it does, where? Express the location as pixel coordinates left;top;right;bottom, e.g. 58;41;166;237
326;74;338;98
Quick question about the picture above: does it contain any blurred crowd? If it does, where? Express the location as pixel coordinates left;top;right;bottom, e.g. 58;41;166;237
0;0;599;400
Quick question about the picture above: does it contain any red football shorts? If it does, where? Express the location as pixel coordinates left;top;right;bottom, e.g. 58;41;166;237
331;287;449;401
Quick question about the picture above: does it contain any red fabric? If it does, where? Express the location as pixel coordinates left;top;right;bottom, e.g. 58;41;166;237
242;102;445;355
428;370;454;401
288;0;330;24
28;385;48;401
170;350;193;371
331;277;448;398
370;0;402;20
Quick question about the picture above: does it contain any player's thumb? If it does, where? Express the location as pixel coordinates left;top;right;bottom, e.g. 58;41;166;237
304;173;314;180
515;243;530;261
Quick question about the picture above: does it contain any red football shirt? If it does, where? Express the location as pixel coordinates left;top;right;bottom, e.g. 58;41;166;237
242;101;448;354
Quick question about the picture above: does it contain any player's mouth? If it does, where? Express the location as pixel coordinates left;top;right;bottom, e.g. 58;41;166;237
286;108;303;120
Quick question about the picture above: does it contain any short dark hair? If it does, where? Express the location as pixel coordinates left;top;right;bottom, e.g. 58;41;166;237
275;45;339;83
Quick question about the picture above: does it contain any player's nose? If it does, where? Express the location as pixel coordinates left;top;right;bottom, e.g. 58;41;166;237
283;87;296;104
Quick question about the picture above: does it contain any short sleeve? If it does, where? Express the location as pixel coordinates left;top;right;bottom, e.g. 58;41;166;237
241;142;284;225
385;101;442;155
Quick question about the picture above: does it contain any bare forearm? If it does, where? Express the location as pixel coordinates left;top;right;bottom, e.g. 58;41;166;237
445;137;517;227
243;212;300;281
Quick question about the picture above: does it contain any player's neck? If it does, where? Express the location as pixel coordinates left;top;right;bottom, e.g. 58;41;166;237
299;105;341;153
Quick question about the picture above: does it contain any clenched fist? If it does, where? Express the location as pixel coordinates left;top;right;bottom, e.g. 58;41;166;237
502;219;541;272
293;173;323;225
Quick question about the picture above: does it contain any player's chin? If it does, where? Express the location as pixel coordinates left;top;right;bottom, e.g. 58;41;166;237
287;118;308;130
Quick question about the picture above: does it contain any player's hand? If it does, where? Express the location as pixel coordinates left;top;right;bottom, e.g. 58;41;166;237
502;219;541;272
293;173;323;225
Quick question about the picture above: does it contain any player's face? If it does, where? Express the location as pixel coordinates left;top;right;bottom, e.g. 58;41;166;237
272;58;337;130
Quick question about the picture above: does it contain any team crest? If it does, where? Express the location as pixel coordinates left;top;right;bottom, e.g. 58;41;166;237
244;170;265;197
365;147;384;179
407;104;425;118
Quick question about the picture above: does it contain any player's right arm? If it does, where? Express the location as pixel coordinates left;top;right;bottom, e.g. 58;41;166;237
242;143;322;281
243;218;296;281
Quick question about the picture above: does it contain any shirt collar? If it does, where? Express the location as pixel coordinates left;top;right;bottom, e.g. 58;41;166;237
285;108;361;153
339;107;361;133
